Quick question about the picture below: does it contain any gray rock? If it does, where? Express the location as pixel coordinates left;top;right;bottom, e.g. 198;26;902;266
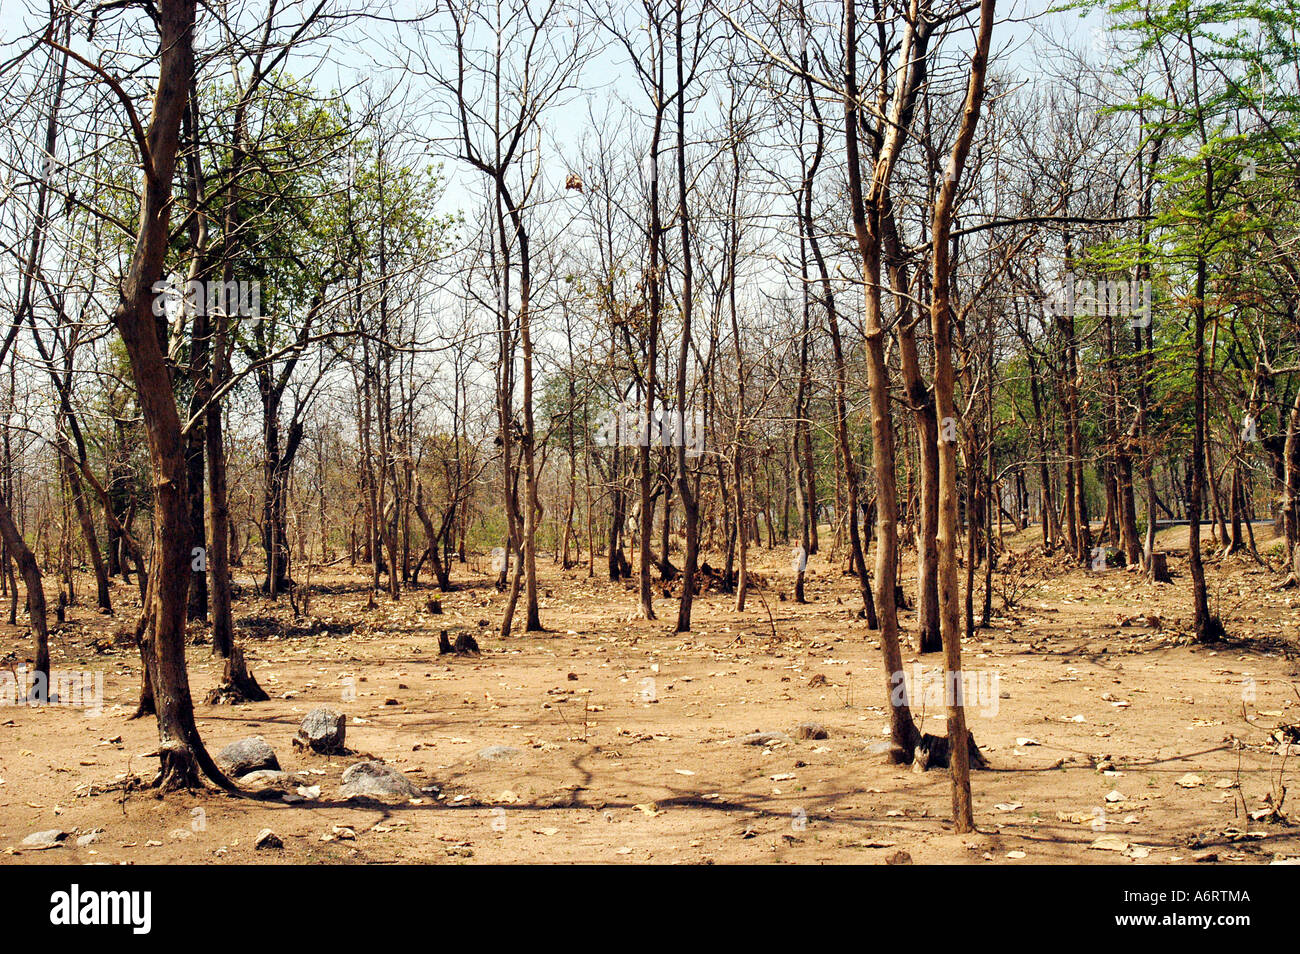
338;761;421;801
76;831;100;848
254;829;283;850
216;736;280;777
477;744;523;762
21;829;67;850
794;722;829;740
297;706;346;753
739;730;790;746
240;770;303;795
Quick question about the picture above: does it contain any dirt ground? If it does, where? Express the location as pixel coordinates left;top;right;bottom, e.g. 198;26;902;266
3;524;1300;865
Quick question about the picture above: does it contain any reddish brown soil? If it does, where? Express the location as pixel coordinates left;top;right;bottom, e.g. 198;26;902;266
2;526;1298;864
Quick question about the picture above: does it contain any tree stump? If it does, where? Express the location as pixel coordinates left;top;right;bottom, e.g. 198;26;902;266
911;731;989;772
1149;551;1171;583
439;630;481;656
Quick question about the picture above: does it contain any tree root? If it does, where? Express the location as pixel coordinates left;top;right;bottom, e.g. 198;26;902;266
129;694;155;720
1197;614;1227;644
151;742;204;792
149;735;282;802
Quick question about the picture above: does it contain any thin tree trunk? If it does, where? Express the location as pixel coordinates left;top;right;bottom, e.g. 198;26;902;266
926;0;996;834
99;0;228;789
0;494;49;697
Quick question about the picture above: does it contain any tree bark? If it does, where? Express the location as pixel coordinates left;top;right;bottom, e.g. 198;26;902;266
673;0;701;632
0;493;49;697
96;0;227;790
926;0;996;834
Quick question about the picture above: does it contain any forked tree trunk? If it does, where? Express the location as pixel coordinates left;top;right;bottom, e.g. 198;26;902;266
414;482;456;592
926;0;996;834
843;0;926;757
90;0;227;790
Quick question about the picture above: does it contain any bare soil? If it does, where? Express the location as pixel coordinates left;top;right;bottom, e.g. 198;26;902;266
3;526;1299;865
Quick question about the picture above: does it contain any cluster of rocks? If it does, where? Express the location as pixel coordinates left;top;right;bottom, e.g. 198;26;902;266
213;706;423;803
19;706;446;855
19;829;101;852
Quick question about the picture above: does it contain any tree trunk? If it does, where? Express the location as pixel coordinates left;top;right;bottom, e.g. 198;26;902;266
102;0;227;790
1189;254;1219;640
673;5;701;632
843;0;926;757
926;0;996;834
887;207;941;652
0;493;49;698
58;437;111;613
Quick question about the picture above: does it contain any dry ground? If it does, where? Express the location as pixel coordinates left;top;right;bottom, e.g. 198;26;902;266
3;525;1300;865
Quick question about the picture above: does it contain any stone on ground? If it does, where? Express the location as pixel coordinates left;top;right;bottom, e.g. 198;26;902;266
739;730;790;746
216;736;280;777
21;829;67;850
477;744;523;762
297;707;346;753
338;761;421;801
794;722;829;740
240;770;299;792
